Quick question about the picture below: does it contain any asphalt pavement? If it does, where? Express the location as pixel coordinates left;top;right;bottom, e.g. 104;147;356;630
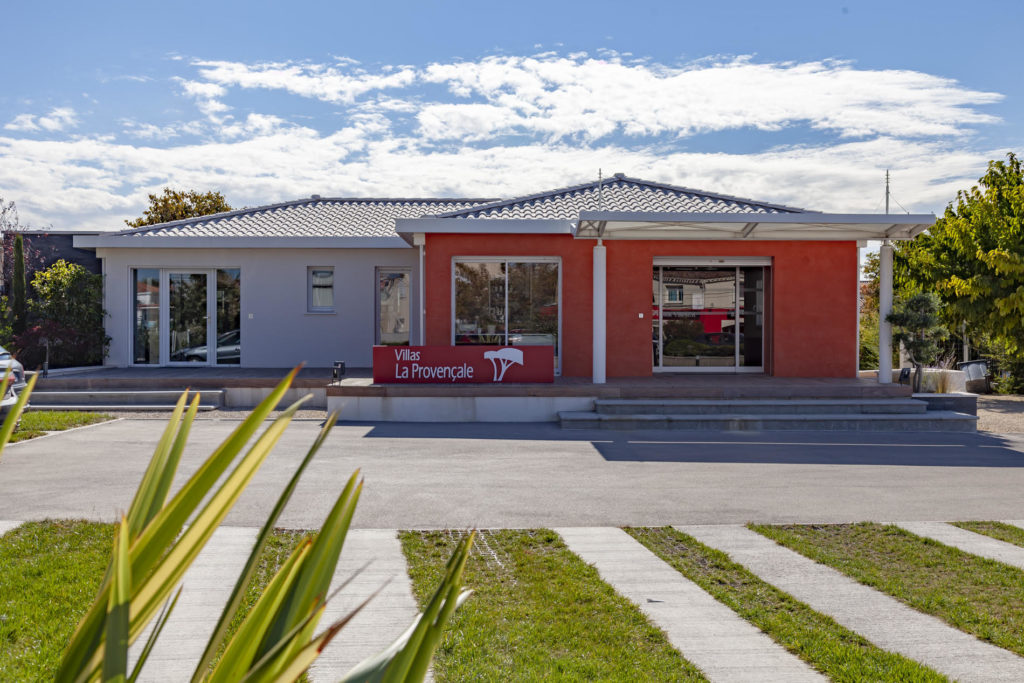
1;419;1023;528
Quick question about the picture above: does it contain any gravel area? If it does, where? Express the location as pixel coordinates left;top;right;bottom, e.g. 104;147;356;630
105;408;328;421
976;395;1024;434
44;396;1024;433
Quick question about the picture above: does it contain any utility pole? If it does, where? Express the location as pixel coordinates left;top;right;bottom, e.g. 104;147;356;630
885;169;890;215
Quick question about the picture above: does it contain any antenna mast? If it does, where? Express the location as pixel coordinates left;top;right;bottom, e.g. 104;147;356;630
598;168;604;210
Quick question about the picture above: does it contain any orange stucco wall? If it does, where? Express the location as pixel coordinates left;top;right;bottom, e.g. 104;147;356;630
424;234;858;378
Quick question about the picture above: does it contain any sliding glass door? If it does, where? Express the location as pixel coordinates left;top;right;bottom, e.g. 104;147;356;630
132;268;241;366
652;265;764;372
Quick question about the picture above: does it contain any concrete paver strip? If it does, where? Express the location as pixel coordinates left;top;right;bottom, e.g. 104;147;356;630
556;526;824;682
129;526;259;681
895;521;1024;571
0;520;22;536
680;524;1024;683
309;529;424;682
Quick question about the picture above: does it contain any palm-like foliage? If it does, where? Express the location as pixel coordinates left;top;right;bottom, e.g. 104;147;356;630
19;367;476;683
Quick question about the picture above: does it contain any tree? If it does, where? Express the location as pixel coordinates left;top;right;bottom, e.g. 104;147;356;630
12;234;26;335
126;188;233;228
861;251;881;314
895;153;1024;386
14;260;108;367
886;293;948;392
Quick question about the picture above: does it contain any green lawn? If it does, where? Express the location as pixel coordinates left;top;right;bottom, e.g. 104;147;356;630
0;520;115;680
752;523;1024;657
10;411;113;442
0;522;309;681
626;527;945;682
400;529;706;682
953;521;1024;548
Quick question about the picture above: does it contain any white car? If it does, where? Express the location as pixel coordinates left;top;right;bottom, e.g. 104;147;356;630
0;345;27;416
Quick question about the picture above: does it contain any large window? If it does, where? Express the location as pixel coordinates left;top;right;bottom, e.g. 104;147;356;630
652;264;764;372
453;258;560;371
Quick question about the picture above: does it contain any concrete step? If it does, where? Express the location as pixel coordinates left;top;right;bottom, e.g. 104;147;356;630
29;389;225;408
27;404;218;412
594;398;928;415
559;410;978;431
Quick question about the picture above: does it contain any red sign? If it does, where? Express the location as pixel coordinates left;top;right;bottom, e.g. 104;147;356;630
373;345;555;383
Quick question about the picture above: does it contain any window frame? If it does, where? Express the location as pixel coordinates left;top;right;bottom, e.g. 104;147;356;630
450;256;562;375
375;266;412;345
307;266;335;313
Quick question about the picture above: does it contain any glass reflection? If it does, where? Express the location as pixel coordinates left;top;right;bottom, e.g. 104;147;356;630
169;272;208;363
378;269;410;346
454;262;506;345
216;269;241;364
133;268;159;364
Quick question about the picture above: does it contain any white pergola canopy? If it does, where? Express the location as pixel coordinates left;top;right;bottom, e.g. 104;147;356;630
575;211;934;241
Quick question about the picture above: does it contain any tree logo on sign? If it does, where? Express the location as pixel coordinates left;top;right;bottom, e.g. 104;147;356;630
484;347;524;382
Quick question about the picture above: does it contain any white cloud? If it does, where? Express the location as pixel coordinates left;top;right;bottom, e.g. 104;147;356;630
163;53;1002;145
192;59;417;104
0;126;997;232
0;52;1008;231
178;79;226;99
418;55;1001;141
5;107;79;132
4;114;38;131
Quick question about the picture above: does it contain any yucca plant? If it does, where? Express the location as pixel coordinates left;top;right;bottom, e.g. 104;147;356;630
3;366;475;683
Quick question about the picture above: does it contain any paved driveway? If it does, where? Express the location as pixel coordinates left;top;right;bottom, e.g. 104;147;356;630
1;419;1023;528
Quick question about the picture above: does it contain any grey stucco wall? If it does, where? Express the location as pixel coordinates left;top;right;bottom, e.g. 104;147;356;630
97;246;419;368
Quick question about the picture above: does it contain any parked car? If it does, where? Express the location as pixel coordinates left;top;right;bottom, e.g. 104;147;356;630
170;329;241;363
0;345;27;418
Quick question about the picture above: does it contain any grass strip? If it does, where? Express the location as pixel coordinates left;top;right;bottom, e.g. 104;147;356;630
752;522;1024;657
401;529;705;682
0;522;309;681
0;520;115;681
10;411;113;442
953;521;1024;549
626;527;945;682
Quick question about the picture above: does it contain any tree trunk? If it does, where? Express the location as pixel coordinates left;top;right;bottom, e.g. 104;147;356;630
913;363;923;393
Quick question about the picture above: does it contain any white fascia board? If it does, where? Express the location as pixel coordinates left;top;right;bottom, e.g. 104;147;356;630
576;211;934;241
601;229;919;241
579;210;935;225
395;218;574;236
76;235;411;249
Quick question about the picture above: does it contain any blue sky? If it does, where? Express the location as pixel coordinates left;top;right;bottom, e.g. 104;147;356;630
1;0;1020;230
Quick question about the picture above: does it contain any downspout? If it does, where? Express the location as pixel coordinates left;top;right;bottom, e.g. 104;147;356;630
416;233;425;345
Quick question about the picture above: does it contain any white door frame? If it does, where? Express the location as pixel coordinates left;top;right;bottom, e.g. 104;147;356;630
161;269;216;367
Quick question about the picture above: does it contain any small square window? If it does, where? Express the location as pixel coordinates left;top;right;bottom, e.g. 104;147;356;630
308;267;334;311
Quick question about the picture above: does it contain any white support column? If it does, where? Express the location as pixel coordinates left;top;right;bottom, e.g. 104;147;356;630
592;240;607;384
878;240;894;384
414;234;425;346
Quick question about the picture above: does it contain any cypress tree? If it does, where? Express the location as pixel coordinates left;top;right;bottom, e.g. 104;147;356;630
12;233;26;335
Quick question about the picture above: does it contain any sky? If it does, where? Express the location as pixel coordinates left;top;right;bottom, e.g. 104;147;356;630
1;0;1021;231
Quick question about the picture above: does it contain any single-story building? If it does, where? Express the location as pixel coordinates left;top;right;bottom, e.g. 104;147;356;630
75;174;931;383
